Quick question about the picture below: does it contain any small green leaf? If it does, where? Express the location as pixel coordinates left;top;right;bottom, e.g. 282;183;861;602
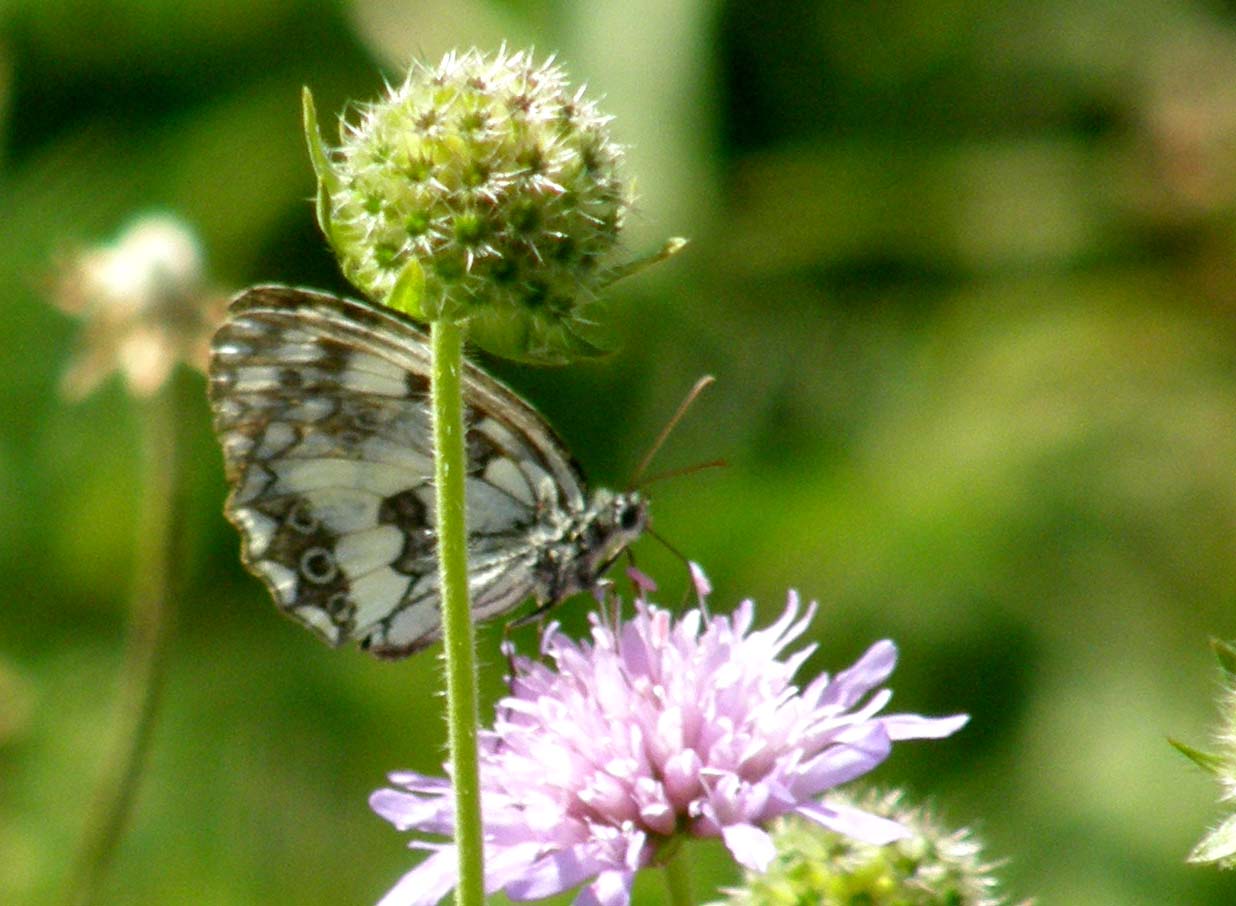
316;180;342;257
1212;638;1236;677
555;322;612;360
598;236;689;288
1170;738;1226;776
466;312;611;366
302;86;342;240
1188;813;1236;867
302;87;334;184
387;259;426;318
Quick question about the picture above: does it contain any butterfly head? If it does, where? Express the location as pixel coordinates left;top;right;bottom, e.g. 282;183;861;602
569;488;648;589
603;488;650;544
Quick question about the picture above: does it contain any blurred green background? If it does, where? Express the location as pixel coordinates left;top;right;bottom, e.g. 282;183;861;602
3;0;1236;903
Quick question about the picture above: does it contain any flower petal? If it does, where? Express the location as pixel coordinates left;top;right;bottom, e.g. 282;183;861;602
879;712;969;740
575;869;636;906
502;845;610;900
823;641;897;708
387;772;451;791
796;800;911;845
722;822;778;872
795;723;892;793
688;562;711;598
371;789;453;834
627;566;657;594
482;841;546;893
376;848;459;906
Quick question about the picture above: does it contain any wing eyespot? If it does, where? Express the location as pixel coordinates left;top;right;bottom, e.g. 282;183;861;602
300;547;340;585
325;592;356;625
286;500;320;534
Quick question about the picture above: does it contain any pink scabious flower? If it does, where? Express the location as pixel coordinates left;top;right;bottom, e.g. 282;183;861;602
371;580;968;906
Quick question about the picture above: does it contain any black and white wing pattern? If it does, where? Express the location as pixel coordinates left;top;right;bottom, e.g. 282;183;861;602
209;285;648;658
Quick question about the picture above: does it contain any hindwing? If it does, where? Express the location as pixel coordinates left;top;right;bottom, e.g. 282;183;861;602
209;285;589;657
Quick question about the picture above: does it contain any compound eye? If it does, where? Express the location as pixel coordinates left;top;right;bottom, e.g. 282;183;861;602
619;502;642;531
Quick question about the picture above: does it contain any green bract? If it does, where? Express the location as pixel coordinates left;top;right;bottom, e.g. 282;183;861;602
304;48;641;364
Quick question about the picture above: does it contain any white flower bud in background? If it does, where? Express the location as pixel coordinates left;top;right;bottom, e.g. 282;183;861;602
51;214;224;400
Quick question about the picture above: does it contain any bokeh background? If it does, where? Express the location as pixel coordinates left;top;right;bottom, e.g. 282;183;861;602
3;0;1236;903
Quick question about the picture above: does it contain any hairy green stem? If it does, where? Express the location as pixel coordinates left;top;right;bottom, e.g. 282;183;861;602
430;320;486;906
663;846;695;906
66;375;185;906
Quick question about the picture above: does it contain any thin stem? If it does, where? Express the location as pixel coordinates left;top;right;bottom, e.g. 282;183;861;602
663;846;696;906
66;374;185;906
430;320;486;906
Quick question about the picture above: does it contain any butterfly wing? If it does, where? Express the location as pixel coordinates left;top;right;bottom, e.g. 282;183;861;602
209;285;588;657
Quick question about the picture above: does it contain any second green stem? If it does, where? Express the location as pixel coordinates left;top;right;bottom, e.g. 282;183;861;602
66;375;183;906
430;320;486;906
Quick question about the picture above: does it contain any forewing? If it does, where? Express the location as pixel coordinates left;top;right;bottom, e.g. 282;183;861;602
209;285;587;657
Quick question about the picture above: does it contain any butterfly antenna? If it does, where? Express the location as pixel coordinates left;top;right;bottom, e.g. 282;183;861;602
635;458;727;489
646;526;689;565
629;375;716;490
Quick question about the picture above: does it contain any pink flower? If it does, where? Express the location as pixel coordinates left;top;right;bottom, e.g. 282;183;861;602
371;580;968;906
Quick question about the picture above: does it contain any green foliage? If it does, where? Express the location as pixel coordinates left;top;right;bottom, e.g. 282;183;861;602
4;1;1236;905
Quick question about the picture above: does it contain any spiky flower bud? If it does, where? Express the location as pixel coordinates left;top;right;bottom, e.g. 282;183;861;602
305;47;675;364
1172;638;1236;868
713;789;1027;906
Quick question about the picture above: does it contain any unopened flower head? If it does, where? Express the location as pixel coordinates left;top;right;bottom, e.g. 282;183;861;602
1172;638;1236;868
52;214;224;399
305;47;655;364
714;789;1026;906
371;576;968;906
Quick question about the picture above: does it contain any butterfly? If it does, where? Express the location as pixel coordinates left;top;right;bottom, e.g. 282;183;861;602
208;285;648;658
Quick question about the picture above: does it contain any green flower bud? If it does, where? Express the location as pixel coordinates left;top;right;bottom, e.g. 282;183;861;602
305;47;674;364
1172;639;1236;868
712;789;1028;906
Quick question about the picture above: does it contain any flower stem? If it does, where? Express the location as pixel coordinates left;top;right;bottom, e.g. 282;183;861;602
663;846;696;906
430;319;485;906
66;373;185;906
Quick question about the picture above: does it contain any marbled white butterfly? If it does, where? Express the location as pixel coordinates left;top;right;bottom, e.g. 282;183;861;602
209;285;648;658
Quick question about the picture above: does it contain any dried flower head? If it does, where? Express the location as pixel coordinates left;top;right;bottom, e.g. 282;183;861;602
51;214;224;399
304;47;679;364
714;789;1027;906
370;579;968;906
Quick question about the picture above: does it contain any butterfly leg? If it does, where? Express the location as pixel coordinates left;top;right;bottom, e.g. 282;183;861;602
505;598;557;635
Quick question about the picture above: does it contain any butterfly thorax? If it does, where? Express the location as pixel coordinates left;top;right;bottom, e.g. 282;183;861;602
530;488;648;606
